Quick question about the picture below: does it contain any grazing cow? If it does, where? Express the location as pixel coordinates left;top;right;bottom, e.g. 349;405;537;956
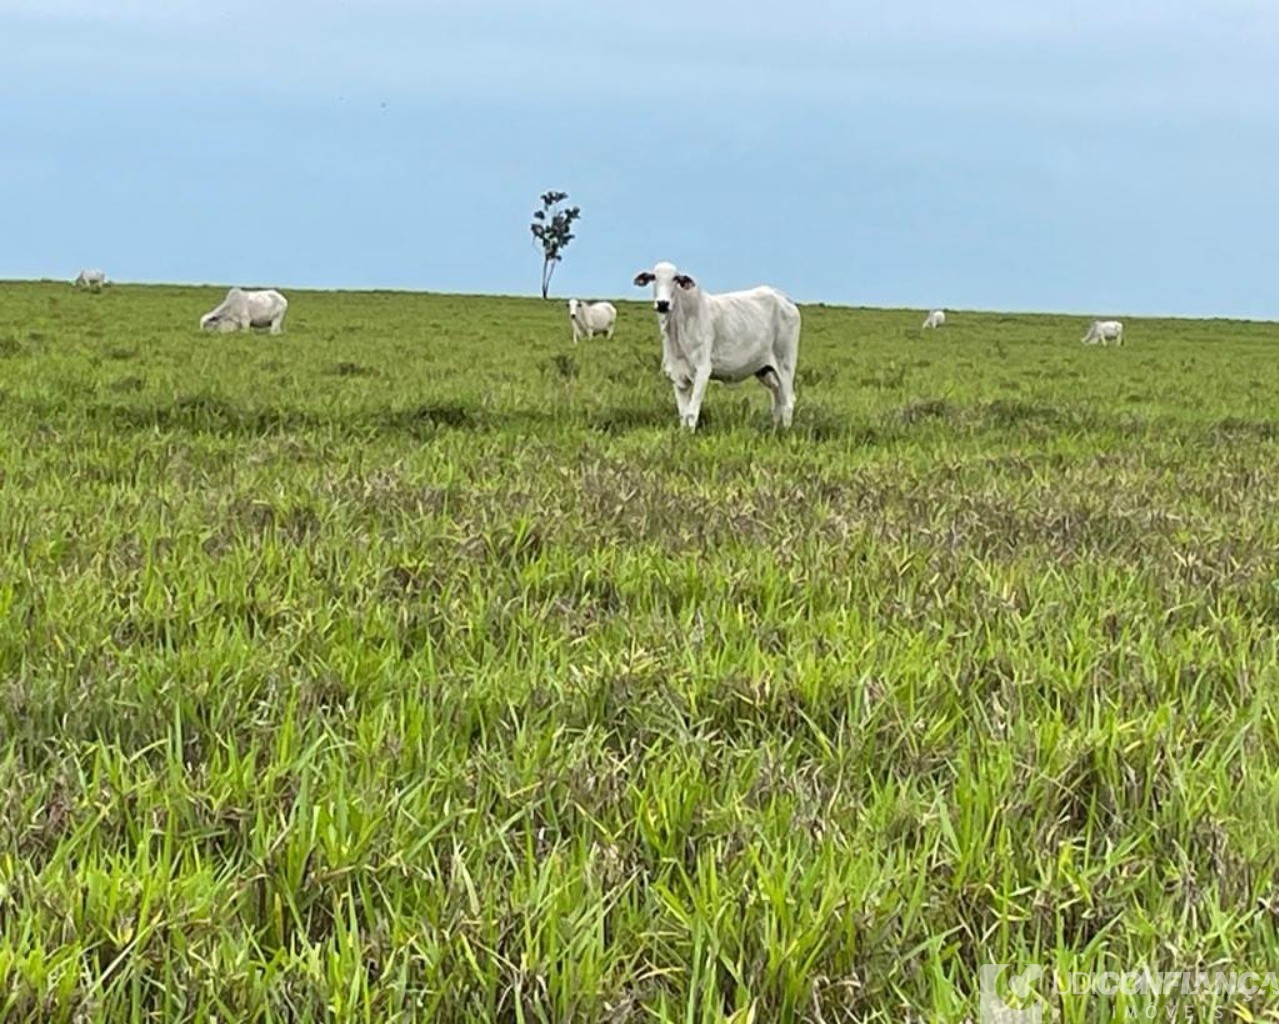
1081;319;1124;346
567;298;617;342
199;288;289;334
922;309;946;330
632;260;801;431
74;269;107;291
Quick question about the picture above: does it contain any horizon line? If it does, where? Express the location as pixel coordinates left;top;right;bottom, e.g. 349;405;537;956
5;277;1276;325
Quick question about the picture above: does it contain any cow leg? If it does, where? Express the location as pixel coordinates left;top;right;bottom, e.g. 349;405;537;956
776;368;796;429
756;367;783;425
758;366;796;429
684;366;712;431
673;381;693;427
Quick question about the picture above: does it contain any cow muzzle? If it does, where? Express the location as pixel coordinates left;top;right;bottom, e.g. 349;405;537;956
654;300;671;314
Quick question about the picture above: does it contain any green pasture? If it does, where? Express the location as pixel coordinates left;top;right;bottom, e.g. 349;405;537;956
2;280;1278;1022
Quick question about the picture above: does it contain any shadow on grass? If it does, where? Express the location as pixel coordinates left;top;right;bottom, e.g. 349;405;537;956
81;391;1221;445
896;397;956;425
980;398;1071;428
327;361;381;378
98;394;485;438
378;401;479;434
95;392;892;443
587;403;863;439
1211;417;1279;442
588;404;682;434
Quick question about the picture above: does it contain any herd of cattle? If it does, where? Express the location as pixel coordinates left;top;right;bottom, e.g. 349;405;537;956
71;264;1126;432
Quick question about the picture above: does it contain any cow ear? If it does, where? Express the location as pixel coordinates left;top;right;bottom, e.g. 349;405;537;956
675;274;696;290
633;271;655;286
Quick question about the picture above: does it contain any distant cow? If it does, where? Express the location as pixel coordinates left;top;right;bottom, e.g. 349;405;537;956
922;309;946;330
199;288;289;334
567;298;617;342
1081;319;1123;346
74;269;107;291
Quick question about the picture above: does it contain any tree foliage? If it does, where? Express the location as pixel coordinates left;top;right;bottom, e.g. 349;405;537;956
530;190;581;299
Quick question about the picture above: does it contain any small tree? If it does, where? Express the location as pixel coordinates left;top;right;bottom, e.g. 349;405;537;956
530;190;581;299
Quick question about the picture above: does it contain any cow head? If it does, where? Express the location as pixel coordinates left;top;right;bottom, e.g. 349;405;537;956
633;261;696;314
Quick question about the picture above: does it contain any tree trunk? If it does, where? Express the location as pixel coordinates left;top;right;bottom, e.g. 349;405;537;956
541;257;555;299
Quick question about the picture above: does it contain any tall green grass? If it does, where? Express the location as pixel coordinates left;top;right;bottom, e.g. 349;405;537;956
2;281;1279;1022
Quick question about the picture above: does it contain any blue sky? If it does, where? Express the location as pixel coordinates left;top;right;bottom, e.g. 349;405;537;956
3;0;1277;316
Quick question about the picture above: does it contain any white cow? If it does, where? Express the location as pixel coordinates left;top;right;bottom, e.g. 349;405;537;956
199;288;289;334
632;260;801;431
1081;319;1124;346
567;298;617;342
74;269;107;291
922;309;946;329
